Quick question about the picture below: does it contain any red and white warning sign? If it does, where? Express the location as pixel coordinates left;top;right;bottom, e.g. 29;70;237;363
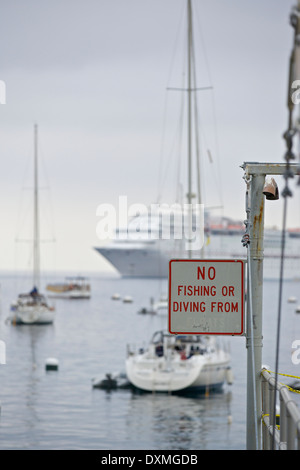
168;259;245;335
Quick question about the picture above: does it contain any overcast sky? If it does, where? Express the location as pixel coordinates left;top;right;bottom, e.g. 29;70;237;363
0;0;299;274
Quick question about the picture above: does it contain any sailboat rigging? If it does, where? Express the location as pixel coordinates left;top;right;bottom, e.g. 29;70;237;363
94;1;300;280
125;0;232;393
10;124;55;325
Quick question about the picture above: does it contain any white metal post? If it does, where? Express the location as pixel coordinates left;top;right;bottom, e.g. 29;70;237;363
246;171;265;450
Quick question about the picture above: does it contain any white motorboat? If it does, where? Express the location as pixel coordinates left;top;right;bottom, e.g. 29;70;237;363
152;296;168;315
10;125;55;325
138;295;168;315
46;276;91;299
126;331;232;393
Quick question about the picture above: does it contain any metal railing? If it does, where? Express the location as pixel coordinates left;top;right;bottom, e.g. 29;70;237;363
261;368;300;449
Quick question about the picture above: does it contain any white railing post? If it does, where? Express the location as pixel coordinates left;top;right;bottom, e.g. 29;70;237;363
279;391;287;448
260;368;300;450
261;373;270;449
297;422;300;449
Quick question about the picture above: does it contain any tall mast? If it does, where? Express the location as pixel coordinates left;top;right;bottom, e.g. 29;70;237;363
187;0;193;257
187;0;192;209
33;123;40;289
186;0;204;258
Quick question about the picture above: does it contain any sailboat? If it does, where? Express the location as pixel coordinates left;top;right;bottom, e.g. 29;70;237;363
126;331;232;393
10;124;55;325
125;0;231;393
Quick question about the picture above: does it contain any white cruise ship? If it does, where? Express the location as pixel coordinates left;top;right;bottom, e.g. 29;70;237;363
94;212;300;280
95;207;194;278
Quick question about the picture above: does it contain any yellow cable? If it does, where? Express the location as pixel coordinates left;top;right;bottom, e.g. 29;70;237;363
262;370;300;394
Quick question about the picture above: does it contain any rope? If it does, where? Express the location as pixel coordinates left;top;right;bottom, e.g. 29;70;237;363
261;414;280;429
272;199;288;448
271;2;300;449
263;369;300;394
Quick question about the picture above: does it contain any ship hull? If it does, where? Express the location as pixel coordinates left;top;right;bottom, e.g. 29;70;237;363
95;232;300;280
94;245;172;278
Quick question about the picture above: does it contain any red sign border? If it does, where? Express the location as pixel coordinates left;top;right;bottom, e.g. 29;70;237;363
168;259;245;336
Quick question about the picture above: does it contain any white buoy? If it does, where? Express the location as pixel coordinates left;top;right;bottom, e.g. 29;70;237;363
288;296;297;303
111;293;120;300
123;295;133;303
45;357;59;371
296;305;300;313
226;367;234;385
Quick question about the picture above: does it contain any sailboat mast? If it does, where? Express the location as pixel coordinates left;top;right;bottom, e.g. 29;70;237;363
33;123;40;289
187;0;192;208
187;0;193;257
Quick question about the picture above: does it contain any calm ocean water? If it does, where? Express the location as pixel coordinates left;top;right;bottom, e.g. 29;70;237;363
0;271;300;450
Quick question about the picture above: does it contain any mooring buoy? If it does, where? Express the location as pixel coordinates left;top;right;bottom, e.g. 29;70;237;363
45;357;59;371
